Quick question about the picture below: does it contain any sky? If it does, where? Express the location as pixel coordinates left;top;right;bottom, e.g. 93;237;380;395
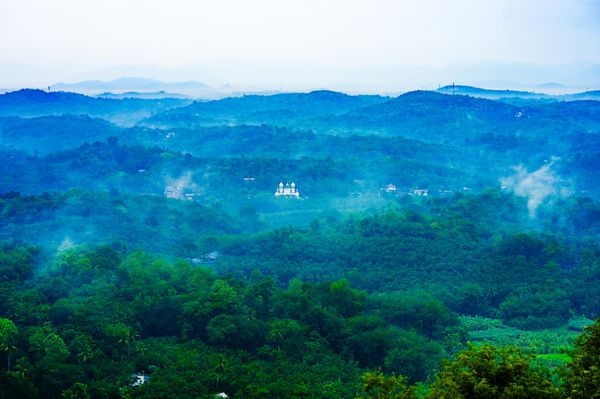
1;0;600;91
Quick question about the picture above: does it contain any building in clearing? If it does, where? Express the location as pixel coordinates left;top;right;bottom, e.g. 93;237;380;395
131;372;150;386
410;188;428;196
274;181;300;198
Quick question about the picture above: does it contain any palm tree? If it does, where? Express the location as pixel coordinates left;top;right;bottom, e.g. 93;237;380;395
116;327;139;359
12;358;29;378
1;343;17;371
268;324;286;351
213;355;227;390
76;348;93;363
0;318;18;371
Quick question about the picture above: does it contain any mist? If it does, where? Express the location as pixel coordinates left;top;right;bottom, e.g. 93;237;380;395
500;159;571;218
2;1;600;90
1;2;600;394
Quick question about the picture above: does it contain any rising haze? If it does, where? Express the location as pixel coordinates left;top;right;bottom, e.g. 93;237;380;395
1;0;600;91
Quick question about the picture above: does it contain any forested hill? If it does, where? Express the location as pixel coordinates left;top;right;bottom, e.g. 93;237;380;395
143;90;388;126
1;86;600;398
309;91;600;142
143;89;600;144
0;115;120;153
1;192;600;397
0;89;190;124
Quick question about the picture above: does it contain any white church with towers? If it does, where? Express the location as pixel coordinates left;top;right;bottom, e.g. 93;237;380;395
274;181;300;198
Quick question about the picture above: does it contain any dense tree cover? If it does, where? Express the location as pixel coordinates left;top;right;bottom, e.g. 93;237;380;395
0;115;120;154
0;190;243;257
0;241;598;398
217;192;600;330
141;90;600;199
0;244;463;398
562;319;600;398
0;141;356;199
0;87;599;397
0;136;491;205
310;92;600;147
2;188;600;331
359;319;600;398
144;90;388;127
0;89;189;124
144;90;600;148
356;370;415;399
3;91;600;200
425;344;562;399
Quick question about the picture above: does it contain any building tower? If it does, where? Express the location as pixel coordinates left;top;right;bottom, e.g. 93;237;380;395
274;180;300;197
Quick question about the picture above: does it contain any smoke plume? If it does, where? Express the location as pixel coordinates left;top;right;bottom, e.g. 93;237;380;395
500;158;569;218
164;171;199;200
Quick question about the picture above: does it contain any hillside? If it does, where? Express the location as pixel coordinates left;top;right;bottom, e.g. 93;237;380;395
1;86;600;398
144;90;389;127
0;115;121;153
436;85;548;99
0;89;190;124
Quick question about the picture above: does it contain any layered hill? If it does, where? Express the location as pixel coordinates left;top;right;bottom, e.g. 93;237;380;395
144;90;389;127
0;115;120;153
0;89;190;124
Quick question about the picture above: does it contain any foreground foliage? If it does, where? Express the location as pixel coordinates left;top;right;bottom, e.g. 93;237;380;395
0;241;599;398
425;344;561;399
562;321;600;399
0;244;457;398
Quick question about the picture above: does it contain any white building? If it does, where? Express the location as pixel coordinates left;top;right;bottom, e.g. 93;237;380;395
274;181;300;198
410;188;429;196
131;372;149;386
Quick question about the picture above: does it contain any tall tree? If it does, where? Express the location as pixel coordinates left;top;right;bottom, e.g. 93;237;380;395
562;318;600;399
426;344;560;399
0;317;18;370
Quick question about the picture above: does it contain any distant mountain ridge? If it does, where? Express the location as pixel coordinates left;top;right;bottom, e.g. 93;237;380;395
96;91;191;100
437;85;548;99
53;77;209;91
436;84;600;102
51;77;236;98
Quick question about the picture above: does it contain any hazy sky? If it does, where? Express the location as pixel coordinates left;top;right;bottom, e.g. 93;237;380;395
1;0;600;90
